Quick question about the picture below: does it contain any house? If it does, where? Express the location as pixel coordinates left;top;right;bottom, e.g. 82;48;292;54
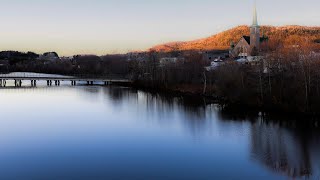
127;52;148;61
236;56;265;66
40;52;60;61
159;57;185;66
160;57;178;65
60;56;73;61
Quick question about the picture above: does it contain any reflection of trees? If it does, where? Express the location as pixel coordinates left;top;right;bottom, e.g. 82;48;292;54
99;86;320;178
178;98;210;134
309;136;320;178
250;119;320;178
216;110;320;178
102;87;210;135
139;91;209;132
103;86;137;103
216;108;259;123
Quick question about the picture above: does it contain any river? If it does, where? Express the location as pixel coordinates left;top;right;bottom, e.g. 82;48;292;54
0;83;319;179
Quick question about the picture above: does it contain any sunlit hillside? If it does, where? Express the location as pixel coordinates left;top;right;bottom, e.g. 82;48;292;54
151;25;320;52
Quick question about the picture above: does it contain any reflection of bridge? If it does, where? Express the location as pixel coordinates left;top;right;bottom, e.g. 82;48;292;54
0;73;132;87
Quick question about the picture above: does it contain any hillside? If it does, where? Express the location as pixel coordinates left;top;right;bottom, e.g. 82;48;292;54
151;25;320;52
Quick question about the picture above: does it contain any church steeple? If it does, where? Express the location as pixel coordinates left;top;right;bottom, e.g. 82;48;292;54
250;1;260;54
252;2;258;26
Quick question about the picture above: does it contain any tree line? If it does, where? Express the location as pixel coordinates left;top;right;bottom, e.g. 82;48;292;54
0;52;130;78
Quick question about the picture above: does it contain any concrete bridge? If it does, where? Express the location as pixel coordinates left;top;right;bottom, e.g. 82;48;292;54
0;73;132;87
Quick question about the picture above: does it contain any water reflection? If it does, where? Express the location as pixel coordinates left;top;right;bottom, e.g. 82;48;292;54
216;108;320;179
251;120;310;178
102;86;320;179
0;85;319;179
83;86;320;178
115;88;214;135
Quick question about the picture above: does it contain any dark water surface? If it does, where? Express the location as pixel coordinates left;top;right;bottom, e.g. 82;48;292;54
0;84;319;179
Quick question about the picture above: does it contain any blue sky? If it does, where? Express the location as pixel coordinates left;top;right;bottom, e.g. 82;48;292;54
0;0;318;56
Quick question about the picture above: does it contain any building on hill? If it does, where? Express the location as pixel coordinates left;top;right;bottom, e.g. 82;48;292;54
159;57;178;65
40;52;60;61
127;52;149;61
230;4;268;58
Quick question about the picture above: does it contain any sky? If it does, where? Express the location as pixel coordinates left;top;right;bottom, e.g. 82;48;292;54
0;0;318;56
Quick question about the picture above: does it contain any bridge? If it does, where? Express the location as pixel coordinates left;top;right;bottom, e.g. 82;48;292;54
0;73;132;87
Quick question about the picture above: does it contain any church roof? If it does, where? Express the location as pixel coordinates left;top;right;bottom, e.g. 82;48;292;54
241;36;268;45
243;36;251;44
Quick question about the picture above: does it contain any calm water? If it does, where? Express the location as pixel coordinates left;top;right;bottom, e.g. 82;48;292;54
0;83;319;179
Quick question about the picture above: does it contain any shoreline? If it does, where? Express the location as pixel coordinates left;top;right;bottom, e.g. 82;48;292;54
128;82;320;119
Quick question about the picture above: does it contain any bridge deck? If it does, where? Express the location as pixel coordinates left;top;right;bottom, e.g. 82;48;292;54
0;74;132;87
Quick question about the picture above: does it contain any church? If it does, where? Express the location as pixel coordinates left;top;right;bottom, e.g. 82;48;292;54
229;4;267;58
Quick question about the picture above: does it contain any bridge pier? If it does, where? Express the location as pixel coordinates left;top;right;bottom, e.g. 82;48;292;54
31;80;37;86
55;80;59;86
15;80;22;87
47;80;53;86
0;79;6;87
86;81;94;86
71;80;76;86
15;80;21;87
104;81;111;86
